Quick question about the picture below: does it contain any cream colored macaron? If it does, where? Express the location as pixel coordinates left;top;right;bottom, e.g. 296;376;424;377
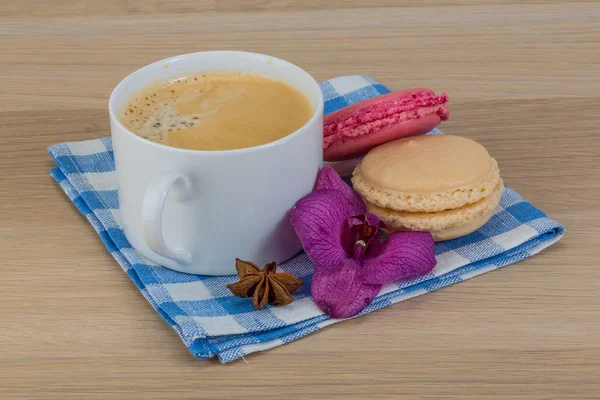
352;135;504;241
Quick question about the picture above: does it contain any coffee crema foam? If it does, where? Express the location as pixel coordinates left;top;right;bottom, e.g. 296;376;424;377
119;71;313;151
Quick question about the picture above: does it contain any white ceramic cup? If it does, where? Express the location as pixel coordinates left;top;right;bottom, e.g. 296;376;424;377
109;51;324;275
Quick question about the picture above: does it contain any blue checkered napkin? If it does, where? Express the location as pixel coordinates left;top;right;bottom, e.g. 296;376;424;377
48;76;564;363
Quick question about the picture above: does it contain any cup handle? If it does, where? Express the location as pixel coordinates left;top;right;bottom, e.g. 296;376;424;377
142;172;193;265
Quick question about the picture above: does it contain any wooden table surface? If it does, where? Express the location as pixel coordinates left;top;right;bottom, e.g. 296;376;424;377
1;1;599;399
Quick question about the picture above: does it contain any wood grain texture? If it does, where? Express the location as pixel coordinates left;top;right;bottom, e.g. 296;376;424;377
1;1;599;399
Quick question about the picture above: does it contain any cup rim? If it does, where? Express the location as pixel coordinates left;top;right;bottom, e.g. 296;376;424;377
108;51;324;155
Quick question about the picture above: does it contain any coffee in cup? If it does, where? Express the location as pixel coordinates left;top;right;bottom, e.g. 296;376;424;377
119;72;313;151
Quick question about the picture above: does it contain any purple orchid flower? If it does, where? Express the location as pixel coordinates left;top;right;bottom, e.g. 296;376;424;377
290;166;436;318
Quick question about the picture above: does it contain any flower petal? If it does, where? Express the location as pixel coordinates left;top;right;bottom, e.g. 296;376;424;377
359;231;436;284
290;189;351;271
311;258;382;318
365;213;381;227
315;166;366;215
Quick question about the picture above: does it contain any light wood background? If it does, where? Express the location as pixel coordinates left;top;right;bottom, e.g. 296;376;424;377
1;1;599;399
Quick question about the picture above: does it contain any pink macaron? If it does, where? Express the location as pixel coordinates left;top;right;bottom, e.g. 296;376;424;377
323;89;449;161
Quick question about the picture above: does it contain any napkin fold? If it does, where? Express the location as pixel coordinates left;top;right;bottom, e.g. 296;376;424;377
49;76;564;363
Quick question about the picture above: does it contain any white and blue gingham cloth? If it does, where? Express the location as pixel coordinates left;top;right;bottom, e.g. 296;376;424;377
48;76;564;363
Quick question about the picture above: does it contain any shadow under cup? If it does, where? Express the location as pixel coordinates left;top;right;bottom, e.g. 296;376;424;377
109;51;324;275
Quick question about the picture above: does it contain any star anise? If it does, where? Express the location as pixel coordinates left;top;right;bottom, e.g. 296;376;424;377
227;259;304;310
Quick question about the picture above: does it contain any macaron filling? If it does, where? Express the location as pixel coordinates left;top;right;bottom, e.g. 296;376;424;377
323;92;449;149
